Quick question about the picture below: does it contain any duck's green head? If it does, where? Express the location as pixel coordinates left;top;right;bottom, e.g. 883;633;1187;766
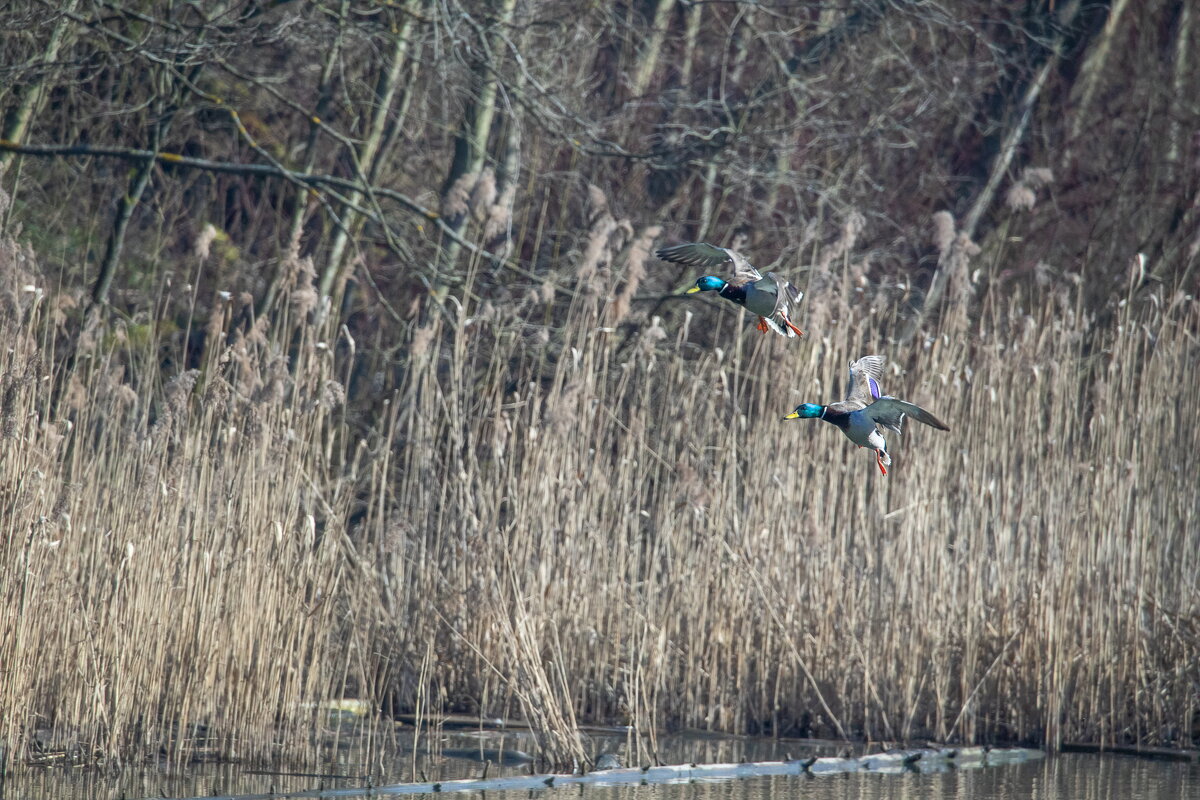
784;403;824;420
686;275;728;294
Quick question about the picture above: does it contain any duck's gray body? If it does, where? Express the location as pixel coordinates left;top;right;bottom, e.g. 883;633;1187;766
740;275;795;322
838;408;891;453
656;241;805;337
787;355;950;474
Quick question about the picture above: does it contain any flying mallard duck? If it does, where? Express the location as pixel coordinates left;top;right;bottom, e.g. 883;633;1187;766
784;355;949;476
655;241;805;338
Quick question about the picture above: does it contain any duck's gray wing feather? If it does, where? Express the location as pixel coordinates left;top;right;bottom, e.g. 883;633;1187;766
655;242;762;284
727;250;763;284
844;355;886;405
655;242;731;268
864;396;950;435
825;398;868;414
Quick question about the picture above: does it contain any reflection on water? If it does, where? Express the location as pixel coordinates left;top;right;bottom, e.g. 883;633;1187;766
683;756;1199;800
2;727;1195;800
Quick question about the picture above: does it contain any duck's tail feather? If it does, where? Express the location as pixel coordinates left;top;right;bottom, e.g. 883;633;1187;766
761;315;792;337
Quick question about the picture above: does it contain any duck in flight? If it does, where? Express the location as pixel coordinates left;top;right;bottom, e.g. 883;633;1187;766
655;241;805;338
784;355;950;476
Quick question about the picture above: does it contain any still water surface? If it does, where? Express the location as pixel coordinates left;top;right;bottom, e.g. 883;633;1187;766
5;729;1196;799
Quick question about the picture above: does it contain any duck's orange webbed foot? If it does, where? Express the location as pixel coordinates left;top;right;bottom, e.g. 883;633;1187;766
875;450;888;477
756;317;769;333
784;318;805;337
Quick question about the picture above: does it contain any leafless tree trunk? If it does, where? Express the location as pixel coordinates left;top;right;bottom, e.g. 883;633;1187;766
1168;2;1193;177
631;0;675;98
481;92;522;259
726;5;757;89
698;161;720;239
0;0;80;172
257;0;349;314
285;0;347;250
91;101;177;308
678;2;702;88
442;0;518;194
319;1;423;298
440;0;518;269
693;6;758;240
1064;0;1131;167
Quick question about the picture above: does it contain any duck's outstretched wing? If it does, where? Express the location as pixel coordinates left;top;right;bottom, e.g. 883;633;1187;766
864;397;950;436
844;355;886;406
655;242;762;284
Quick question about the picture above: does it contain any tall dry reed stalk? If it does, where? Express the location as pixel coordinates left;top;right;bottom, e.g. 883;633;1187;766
2;191;1198;773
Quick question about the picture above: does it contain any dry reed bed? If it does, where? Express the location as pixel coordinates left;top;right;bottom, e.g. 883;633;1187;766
370;249;1200;760
2;220;1198;769
0;239;370;766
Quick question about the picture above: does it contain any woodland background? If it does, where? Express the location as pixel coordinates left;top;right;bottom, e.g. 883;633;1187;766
1;0;1198;769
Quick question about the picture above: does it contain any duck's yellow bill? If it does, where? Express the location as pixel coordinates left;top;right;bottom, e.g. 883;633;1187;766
783;411;800;420
685;286;701;294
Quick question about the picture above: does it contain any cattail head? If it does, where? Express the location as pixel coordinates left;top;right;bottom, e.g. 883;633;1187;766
1022;167;1054;188
288;254;319;316
113;383;140;413
577;202;618;294
931;211;956;256
1005;184;1036;212
585;183;608;226
469;167;497;223
609;224;660;325
442;170;478;227
164;370;200;414
842;210;865;251
484;183;517;250
546;379;583;433
194;223;220;261
1;377;17;439
1006;167;1054;212
318;379;346;411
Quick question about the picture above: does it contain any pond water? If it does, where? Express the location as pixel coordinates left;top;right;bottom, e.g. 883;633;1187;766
4;727;1196;800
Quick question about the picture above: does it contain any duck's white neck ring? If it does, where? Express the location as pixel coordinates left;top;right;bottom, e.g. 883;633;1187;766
819;406;827;421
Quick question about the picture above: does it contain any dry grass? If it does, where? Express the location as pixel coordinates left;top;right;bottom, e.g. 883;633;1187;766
2;210;1198;772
